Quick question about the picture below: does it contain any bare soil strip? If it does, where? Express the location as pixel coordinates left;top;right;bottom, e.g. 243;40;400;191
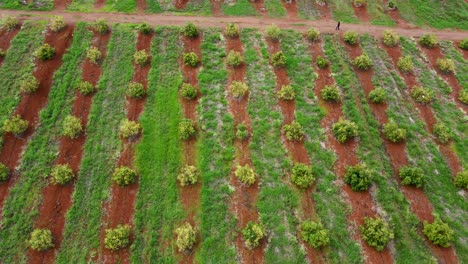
94;0;106;9
454;42;468;60
0;26;21;66
210;0;223;16
352;4;370;23
250;0;268;17
136;0;147;13
281;0;298;20
383;0;412;29
54;0;71;10
175;0;191;9
315;1;332;20
309;40;393;264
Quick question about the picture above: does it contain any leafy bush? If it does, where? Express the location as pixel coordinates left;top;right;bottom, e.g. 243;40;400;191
397;56;414;73
112;166;138;186
423;217;453;247
458;39;468;50
301;220;329;248
182;22;199;38
229;81;248;98
454;170;467;189
353;0;366;7
265;24;281;41
433;123;452;143
94;19;109;35
383;120;407;143
436;58;455;74
368;87;387;103
458;90;468;104
306;28;320;42
411;86;434;104
183;52;200;67
0;162;10;182
1;16;19;31
50;164;74;185
127;82;146;98
352;54;373;70
29;229;54;251
419;33;439;48
344;164;372;191
36;44;55;61
388;0;396;9
399;166;424;187
242;221;265;249
175;222;197;252
277;85;296;100
282;121;305;141
382;30;399;47
321;85;341;102
236;123;249;140
271;51;286;68
76;81;95;95
49;16;66;32
138;23;152;34
179;83;197;99
86;46;101;64
343;31;358;46
134;50;150;66
119;120;141;139
62;115;82;139
360;217;394;251
19;75;39;93
316;56;329;69
291;163;315;189
235;165;256;186
3;115;28;135
332;118;359;143
179;119;196;140
177;165;199;186
226;50;244;67
104;224;131;250
225;23;240;38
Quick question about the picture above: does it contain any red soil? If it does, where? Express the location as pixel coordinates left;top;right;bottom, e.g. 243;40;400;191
0;26;21;66
384;1;412;29
175;0;191;9
210;0;223;16
314;0;332;20
281;0;298;20
54;0;71;10
250;0;268;17
352;4;370;23
136;0;146;13
94;0;106;9
453;42;468;60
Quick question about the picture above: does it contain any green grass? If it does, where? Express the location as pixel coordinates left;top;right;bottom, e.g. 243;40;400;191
440;41;468;92
222;0;258;16
264;0;286;18
102;0;136;13
296;0;321;20
56;24;136;263
130;26;184;263
0;0;52;10
329;0;359;23
67;0;95;12
146;0;211;15
366;0;395;26
0;23;91;264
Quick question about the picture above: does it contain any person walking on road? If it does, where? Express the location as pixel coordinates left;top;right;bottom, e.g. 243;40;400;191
336;21;341;30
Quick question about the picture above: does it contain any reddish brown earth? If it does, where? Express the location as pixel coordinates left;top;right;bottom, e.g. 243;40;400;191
250;0;268;17
352;4;370;23
0;26;21;66
454;42;468;60
136;0;147;13
94;0;106;9
309;40;393;264
54;0;71;10
210;0;223;16
281;0;298;20
383;0;412;29
314;1;332;20
175;0;191;9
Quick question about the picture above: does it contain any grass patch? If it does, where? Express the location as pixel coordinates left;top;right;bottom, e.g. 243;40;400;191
222;0;258;16
367;0;395;26
0;0;52;10
296;0;321;20
102;0;136;13
328;0;359;23
264;0;286;18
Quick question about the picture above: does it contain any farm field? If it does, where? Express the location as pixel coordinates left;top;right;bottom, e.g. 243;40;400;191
0;13;467;264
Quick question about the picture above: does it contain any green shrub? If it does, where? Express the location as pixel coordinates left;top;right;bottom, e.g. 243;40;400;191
353;0;366;7
50;164;74;185
454;170;467;189
183;52;200;67
306;28;320;42
177;165;199;186
29;229;54;251
242;221;265;249
236;123;249;140
119;120;141;139
271;51;286;68
36;44;55;61
343;31;358;46
344;164;372;191
19;75;39;93
94;19;109;35
316;56;329;69
179;83;197;99
86;46;101;64
397;56;414;73
321;85;341;102
179;119;196;140
368;87;387;103
399;166;424;188
388;0;396;9
382;30;399;47
433;123;452;143
0;49;5;57
127;82;146;98
226;50;244;67
138;23;152;34
458;90;468;104
265;24;281;41
411;86;434;104
301;220;329;248
134;50;150;66
383;120;407;143
112;166;138;186
360;217;394;251
3;115;28;135
458;39;468;50
76;81;95;95
229;81;248;98
419;33;439;48
235;165;256;186
104;225;131;250
0;162;10;182
225;23;240;38
277;85;296;100
436;58;455;74
291;163;315;189
175;222;197;252
1;16;19;31
62;115;82;139
423;217;453;247
332;118;359;143
282;121;305;141
182;22;199;38
352;54;373;70
49;16;66;32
